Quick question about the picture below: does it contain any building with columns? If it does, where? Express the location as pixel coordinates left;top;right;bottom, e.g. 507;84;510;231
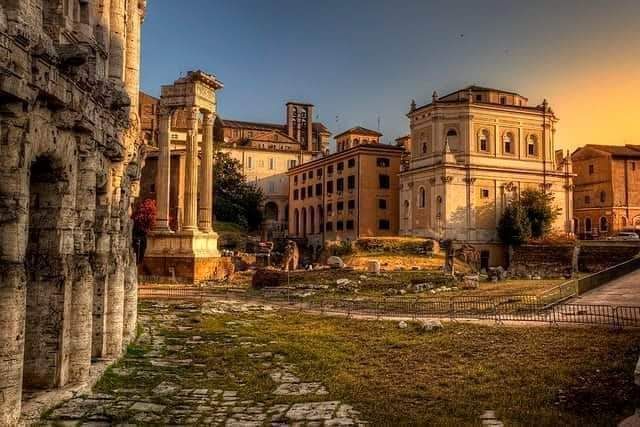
287;127;404;248
142;71;226;282
140;94;331;240
400;86;574;268
571;144;640;238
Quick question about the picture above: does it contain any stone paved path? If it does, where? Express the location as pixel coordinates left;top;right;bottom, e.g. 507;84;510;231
43;300;367;426
573;268;640;306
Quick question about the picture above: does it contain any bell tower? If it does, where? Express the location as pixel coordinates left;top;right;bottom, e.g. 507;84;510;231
286;102;314;151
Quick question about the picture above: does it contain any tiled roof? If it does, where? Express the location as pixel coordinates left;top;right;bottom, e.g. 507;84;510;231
585;144;640;158
334;126;383;139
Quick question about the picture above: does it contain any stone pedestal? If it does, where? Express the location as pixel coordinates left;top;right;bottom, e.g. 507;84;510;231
143;230;233;282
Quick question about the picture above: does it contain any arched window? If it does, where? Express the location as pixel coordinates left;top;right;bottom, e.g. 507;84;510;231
600;191;606;203
527;135;537;156
503;132;514;154
478;129;490;152
600;217;609;233
446;129;458;137
419;187;426;208
445;128;459;149
403;200;410;218
585;217;592;233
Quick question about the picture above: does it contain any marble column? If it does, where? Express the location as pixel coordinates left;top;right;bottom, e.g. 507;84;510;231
153;109;172;231
183;107;200;232
199;112;214;232
108;0;126;81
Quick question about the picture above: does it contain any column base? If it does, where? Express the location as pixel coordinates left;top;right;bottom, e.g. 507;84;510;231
143;230;232;283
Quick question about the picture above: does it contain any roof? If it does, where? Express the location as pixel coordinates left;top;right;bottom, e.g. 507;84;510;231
440;85;524;100
219;119;331;135
287;143;404;173
579;144;640;158
334;126;383;139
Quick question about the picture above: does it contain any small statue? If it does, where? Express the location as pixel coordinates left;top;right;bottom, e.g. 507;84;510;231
282;240;299;272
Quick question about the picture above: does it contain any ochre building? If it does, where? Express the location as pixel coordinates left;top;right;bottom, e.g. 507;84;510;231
287;127;404;248
400;86;574;268
571;144;640;237
0;1;146;424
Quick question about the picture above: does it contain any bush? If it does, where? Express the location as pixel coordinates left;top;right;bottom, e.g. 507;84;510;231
328;241;354;257
132;199;157;235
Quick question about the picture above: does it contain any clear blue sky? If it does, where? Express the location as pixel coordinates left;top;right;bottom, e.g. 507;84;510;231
141;0;640;148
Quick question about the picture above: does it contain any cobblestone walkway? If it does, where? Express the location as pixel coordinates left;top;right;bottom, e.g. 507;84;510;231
43;300;367;426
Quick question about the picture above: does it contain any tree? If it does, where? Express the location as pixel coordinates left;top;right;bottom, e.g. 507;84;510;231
498;189;561;245
520;189;561;238
214;151;264;231
498;201;531;246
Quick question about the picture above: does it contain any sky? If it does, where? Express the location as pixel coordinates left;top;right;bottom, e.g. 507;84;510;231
141;0;640;151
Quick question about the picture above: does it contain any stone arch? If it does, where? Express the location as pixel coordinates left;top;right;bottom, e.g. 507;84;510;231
599;216;609;233
23;155;74;390
264;201;279;221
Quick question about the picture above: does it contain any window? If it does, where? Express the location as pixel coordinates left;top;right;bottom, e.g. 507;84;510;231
337;162;344;171
422;143;428;154
527;135;537;156
337;178;344;192
293;189;299;200
475;94;482;102
347;175;355;190
500;96;507;105
317;168;323;177
348;200;355;210
503;133;513;154
327;165;334;175
378;219;390;230
632;162;637;171
247;156;253;168
379;174;390;189
378;199;387;209
588;164;594;175
377;157;390;167
337;221;344;231
308;170;313;179
600;217;609;232
337;201;344;212
268;182;275;193
585;195;591;204
269;158;275;170
600;191;606;203
301;188;306;200
302;172;306;182
348;158;356;168
294;175;298;185
327;181;334;194
346;220;354;230
257;160;264;168
307;185;313;197
585;218;592;232
316;183;322;195
326;221;333;231
481;189;490;199
287;159;297;168
478;130;489;152
419;187;426;208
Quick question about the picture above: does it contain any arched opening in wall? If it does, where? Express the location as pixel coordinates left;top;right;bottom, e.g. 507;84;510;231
403;200;410;219
301;207;307;237
293;209;299;235
23;156;70;391
585;217;592;233
419;187;426;208
284;204;289;222
599;217;609;233
309;207;315;234
264;202;279;222
445;128;458;150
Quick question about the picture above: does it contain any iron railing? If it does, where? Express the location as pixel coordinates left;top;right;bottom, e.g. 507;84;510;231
138;285;640;328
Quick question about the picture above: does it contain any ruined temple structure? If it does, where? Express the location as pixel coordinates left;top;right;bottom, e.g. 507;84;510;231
142;71;234;283
0;1;146;424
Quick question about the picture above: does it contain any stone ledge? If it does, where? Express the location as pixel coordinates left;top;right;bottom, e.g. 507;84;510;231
19;358;117;426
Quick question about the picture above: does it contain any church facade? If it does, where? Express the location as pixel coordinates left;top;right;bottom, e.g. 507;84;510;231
399;86;574;267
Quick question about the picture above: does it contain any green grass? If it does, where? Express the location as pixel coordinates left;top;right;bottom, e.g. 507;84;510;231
196;311;640;426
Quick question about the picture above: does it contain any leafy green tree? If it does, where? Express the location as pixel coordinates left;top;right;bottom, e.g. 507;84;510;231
520;189;561;238
214;151;264;231
498;201;532;246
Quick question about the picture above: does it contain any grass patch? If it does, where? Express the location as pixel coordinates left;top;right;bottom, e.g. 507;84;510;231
196;310;640;426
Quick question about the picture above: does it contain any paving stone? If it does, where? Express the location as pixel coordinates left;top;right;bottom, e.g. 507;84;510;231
274;382;328;396
286;401;340;421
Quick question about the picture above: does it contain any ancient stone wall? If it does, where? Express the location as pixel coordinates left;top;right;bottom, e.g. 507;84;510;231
0;1;146;425
578;243;640;273
508;244;578;279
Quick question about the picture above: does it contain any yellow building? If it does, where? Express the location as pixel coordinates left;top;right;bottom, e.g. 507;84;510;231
287;127;404;248
400;86;574;267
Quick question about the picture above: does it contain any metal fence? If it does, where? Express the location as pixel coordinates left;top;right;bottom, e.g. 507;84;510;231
138;285;640;328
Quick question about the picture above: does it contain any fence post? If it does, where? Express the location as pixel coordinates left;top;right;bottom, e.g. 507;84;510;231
612;307;622;330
